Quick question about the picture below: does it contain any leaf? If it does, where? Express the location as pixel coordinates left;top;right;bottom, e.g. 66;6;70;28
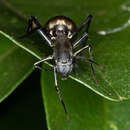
0;31;37;102
0;0;130;129
1;0;129;101
41;70;130;130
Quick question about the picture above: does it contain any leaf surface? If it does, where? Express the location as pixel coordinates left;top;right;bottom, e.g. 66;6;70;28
0;31;37;102
41;69;130;130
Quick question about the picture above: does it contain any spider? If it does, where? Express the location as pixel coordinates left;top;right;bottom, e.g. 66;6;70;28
22;14;99;119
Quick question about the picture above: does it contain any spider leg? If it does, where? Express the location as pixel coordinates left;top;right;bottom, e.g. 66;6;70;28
72;15;93;49
76;56;104;69
74;45;98;85
34;56;53;71
73;33;88;48
54;67;69;120
72;14;92;48
73;57;79;75
20;16;53;47
73;45;90;56
88;46;98;85
72;14;93;38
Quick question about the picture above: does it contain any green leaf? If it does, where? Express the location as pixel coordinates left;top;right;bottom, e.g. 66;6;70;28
0;0;130;129
41;70;130;130
0;0;130;101
0;31;37;102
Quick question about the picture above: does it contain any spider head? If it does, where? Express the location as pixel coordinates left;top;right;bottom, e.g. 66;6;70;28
45;16;76;40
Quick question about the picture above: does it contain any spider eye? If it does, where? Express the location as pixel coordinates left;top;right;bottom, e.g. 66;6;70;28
53;31;57;37
64;31;68;36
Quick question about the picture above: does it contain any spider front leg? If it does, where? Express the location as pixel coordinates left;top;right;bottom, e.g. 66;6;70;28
72;14;93;48
72;14;93;38
21;16;53;47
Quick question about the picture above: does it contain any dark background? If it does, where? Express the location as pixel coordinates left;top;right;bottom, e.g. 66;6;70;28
0;70;47;130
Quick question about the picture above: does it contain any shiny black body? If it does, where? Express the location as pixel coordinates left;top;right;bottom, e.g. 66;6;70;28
44;16;76;77
22;15;99;119
53;37;73;77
